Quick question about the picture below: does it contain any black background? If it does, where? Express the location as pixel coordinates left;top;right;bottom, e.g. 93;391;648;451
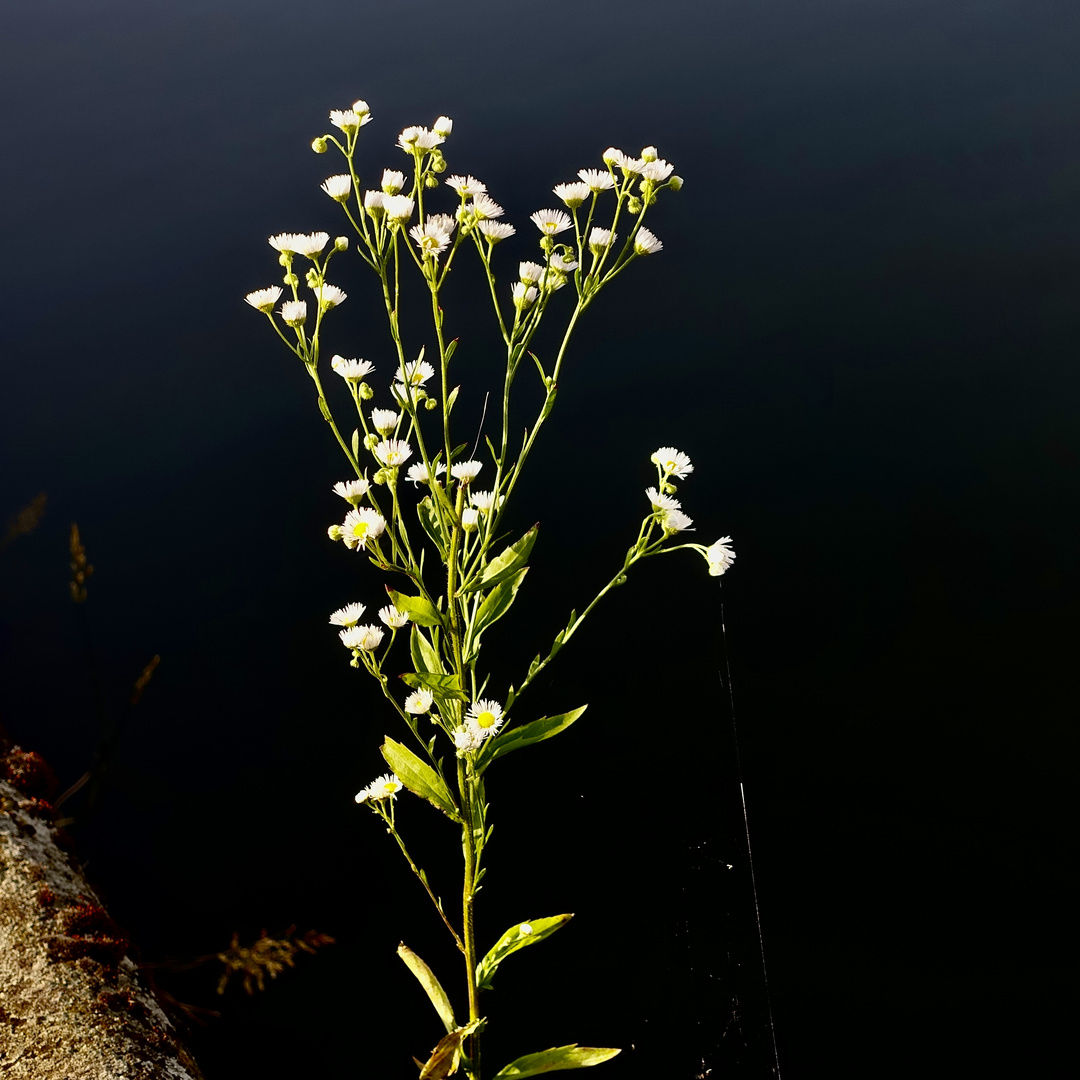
0;1;1075;1076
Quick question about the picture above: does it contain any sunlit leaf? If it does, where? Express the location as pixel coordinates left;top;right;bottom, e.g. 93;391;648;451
388;587;443;627
475;707;587;774
476;914;573;991
417;1019;483;1080
397;943;456;1034
463;568;528;662
411;625;444;675
461;525;538;594
402;671;469;703
492;1045;621;1077
380;737;459;820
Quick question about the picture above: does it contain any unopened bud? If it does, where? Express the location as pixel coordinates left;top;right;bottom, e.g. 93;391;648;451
305;268;320;287
669;175;684;191
424;174;438;189
424;397;439;411
662;482;677;495
363;433;379;450
311;136;328;154
278;253;291;268
373;468;389;485
359;383;375;401
283;272;299;287
430;151;447;173
641;145;658;162
327;524;344;541
539;235;554;253
334;236;348;252
627;196;642;214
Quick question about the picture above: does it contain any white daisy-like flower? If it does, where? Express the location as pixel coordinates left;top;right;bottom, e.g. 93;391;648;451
706;537;736;577
341;507;386;549
405;689;435;714
321;174;352;201
602;147;628;167
279;300;307;327
268;232;302;254
641;159;674;182
312;283;347;308
645;486;681;512
662;509;694;532
633;227;663;255
339;624;382;650
539;269;566;293
398;126;443;152
465;698;504;739
378;604;409;629
332;477;371;503
409;222;452;258
552;181;590;208
478;220;515;242
352;99;371;117
433;115;453;136
396;359;436;387
641;146;658;162
331;355;375;381
453;727;482;752
451;459;482;483
329;602;367;627
291;232;330;257
368;772;403;799
469;489;497;512
330;109;370;133
651;446;694;479
577;168;616;191
511;282;538;308
405;461;446;486
383;194;415;223
373;438;412;467
588;227;616;253
519;261;545;283
381;169;406;194
530;209;573;236
550;252;579;273
244;286;282;313
461;507;480;530
354;786;372;804
470;193;505;220
370;408;400;434
618;155;645;175
446;174;486;196
364;190;386;215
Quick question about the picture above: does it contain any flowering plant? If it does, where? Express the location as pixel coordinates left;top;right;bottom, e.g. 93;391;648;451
246;99;735;1079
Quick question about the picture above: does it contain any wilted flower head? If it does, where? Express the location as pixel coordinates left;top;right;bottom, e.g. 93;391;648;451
511;282;538;308
373;439;412;467
329;602;366;627
577;168;616;191
633;227;663;255
331;355;375;381
451;459;482;483
321;174;352;201
454;727;483;753
706;537;736;576
405;689;435;714
279;300;307;327
381;169;406;194
651;446;694;479
245;286;282;313
340;507;386;549
552;181;590;208
662;509;694;532
378;604;409;629
530;209;573;236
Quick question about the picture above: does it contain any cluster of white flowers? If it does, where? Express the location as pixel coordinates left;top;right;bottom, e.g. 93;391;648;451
453;698;505;752
329;506;386;550
355;771;403;804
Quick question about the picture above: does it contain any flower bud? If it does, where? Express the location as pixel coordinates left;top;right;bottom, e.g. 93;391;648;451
662;482;677;495
363;432;379;450
327;524;344;541
433;115;453;136
278;253;291;268
669;175;684;191
627;196;643;214
305;267;320;287
359;383;375;401
424;174;439;189
430;151;447;173
373;468;389;485
311;136;328;154
283;272;299;287
334;236;348;252
641;145;658;162
424;397;439;411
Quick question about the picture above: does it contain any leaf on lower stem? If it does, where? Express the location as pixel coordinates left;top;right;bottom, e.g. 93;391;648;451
397;943;456;1034
417;1018;484;1080
381;737;460;820
492;1045;621;1077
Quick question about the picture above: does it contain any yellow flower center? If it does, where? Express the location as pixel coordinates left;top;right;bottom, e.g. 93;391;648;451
476;710;496;729
352;522;369;537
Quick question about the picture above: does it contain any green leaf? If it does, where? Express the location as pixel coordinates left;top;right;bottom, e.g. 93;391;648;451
380;737;459;820
417;496;447;557
461;525;538;594
397;943;456;1034
463;568;528;663
447;384;461;415
476;914;573;991
450;442;469;461
492;1045;621;1078
411;625;444;675
401;671;469;703
475;706;587;774
387;587;443;627
351;428;360;460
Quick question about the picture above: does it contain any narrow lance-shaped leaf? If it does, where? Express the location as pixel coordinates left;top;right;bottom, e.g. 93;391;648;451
476;914;573;991
402;671;469;703
463;568;528;663
411;624;444;675
416;496;447;558
397;943;456;1034
475;707;587;775
388;587;443;627
492;1045;621;1078
380;737;460;820
460;524;538;594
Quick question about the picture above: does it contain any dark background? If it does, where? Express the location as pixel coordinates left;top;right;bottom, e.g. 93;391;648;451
1;1;1076;1076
